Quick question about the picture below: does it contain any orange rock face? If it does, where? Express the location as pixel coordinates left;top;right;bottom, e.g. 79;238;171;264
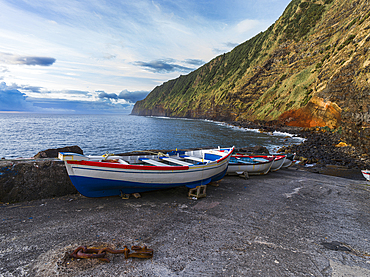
279;97;342;128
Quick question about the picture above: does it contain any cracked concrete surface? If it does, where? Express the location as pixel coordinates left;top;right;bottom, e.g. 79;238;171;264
1;168;370;276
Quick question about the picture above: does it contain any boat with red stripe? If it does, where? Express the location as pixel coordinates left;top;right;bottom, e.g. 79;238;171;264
59;147;234;197
362;169;370;181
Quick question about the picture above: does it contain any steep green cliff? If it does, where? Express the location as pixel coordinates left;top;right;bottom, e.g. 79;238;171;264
132;0;370;153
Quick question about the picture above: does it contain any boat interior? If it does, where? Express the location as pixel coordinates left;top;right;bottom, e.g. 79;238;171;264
60;148;232;167
108;149;225;166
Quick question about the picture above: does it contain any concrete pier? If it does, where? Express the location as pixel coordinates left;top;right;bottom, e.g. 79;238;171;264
1;168;370;276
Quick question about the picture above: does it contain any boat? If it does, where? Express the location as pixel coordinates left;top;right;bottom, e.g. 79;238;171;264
234;153;286;172
362;170;370;181
270;154;286;171
281;153;295;168
58;147;234;198
227;154;275;176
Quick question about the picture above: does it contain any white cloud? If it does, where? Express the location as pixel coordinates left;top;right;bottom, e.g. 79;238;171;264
0;0;292;113
235;19;265;34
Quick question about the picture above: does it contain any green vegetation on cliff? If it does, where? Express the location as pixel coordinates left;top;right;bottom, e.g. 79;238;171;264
132;0;333;120
132;0;370;153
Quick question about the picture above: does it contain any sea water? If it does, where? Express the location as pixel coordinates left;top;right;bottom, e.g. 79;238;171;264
0;113;304;159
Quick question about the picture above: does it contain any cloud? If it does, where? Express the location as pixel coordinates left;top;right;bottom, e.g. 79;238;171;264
0;0;289;114
63;90;90;95
102;54;117;60
9;84;43;93
21;85;43;93
235;19;261;34
224;42;239;48
16;56;56;66
0;52;56;66
98;91;119;100
26;97;132;113
0;82;132;113
212;42;240;55
96;89;150;103
184;59;205;66
212;48;225;55
0;82;35;111
134;59;193;73
118;89;150;103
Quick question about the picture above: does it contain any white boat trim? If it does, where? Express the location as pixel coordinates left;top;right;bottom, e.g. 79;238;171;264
139;158;169;166
361;170;370;181
160;157;194;166
270;155;286;172
58;147;234;197
180;155;212;163
227;155;274;176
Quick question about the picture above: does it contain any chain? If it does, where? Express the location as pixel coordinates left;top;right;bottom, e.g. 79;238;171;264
70;245;153;263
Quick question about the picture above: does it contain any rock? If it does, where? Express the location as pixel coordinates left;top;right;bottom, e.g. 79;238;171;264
0;146;83;203
0;159;77;203
235;146;270;154
34;146;83;159
321;241;352;252
280;127;370;180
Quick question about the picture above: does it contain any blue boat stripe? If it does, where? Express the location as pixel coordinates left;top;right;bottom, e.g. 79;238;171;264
68;167;228;198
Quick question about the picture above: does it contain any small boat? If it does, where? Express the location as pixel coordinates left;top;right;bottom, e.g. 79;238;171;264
227;154;275;176
59;147;234;198
235;154;286;172
281;153;295;168
362;170;370;181
270;154;286;171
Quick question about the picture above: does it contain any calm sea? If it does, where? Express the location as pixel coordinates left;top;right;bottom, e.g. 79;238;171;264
0;113;304;159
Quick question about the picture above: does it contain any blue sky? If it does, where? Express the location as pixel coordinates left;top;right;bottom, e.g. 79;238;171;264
0;0;291;114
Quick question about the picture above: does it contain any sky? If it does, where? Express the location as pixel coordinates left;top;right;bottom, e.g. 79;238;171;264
0;0;292;114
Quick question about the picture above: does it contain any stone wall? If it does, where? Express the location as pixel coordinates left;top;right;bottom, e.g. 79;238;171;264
0;159;77;203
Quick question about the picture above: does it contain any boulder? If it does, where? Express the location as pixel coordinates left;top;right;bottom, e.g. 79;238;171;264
0;159;77;203
34;145;83;159
0;146;83;203
235;146;270;154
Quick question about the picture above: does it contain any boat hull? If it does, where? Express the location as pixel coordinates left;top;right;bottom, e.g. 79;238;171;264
61;148;233;197
362;170;370;181
227;155;274;175
270;155;286;172
227;162;273;175
281;153;295;168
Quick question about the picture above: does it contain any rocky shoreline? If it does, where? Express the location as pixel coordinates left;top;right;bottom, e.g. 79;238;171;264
230;120;370;180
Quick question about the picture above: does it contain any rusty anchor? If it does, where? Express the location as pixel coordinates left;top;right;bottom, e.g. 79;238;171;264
70;245;153;262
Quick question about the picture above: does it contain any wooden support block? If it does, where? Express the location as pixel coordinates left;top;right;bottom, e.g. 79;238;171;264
188;185;207;199
239;171;249;179
133;193;141;198
121;192;130;199
208;180;221;187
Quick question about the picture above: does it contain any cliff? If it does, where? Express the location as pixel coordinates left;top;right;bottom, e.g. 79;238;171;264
132;0;370;154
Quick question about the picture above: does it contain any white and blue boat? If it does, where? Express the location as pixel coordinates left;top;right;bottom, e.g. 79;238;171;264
362;169;370;181
227;154;275;176
59;147;234;198
281;153;295;168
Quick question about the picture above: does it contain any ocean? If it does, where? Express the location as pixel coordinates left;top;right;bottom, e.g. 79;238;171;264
0;113;304;159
